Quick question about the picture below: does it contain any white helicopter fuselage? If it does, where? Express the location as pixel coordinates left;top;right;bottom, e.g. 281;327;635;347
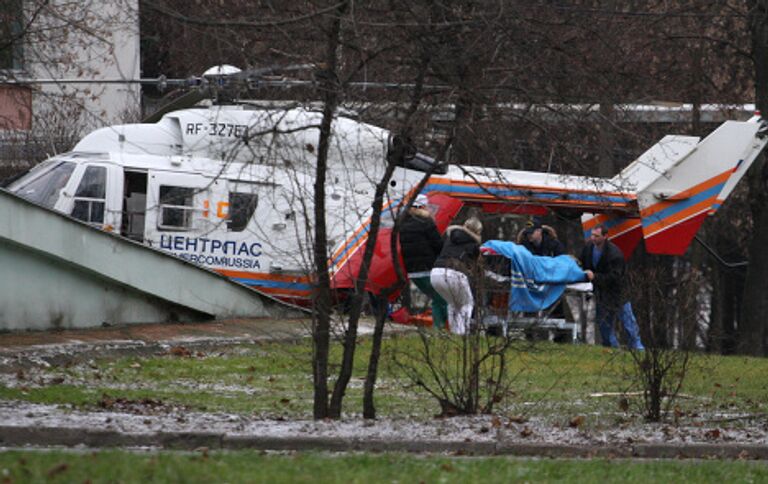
7;105;431;303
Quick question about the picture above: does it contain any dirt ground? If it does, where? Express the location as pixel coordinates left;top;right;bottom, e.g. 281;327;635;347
2;318;768;458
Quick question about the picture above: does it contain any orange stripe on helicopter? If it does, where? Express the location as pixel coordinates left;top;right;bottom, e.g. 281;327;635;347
638;170;731;219
426;177;635;210
328;196;402;274
215;269;312;298
642;197;714;238
216;269;310;283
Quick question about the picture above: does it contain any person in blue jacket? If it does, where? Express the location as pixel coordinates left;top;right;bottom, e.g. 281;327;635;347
580;224;644;350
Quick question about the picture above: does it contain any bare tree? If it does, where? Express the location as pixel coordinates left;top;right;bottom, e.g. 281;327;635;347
626;265;702;422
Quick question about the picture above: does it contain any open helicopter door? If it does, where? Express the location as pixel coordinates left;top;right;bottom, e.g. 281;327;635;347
121;170;147;242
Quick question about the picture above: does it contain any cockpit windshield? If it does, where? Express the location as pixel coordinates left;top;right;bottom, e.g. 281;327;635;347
9;160;76;208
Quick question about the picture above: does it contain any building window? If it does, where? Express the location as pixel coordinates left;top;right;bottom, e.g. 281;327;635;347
0;0;24;71
227;192;258;232
71;165;107;224
158;185;195;230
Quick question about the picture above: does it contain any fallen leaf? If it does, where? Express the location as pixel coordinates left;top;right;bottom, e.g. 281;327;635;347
129;362;141;369
507;415;527;425
169;346;192;358
491;416;502;428
704;428;721;440
520;426;533;438
674;407;684;420
738;450;750;460
15;370;24;381
98;394;115;409
569;416;585;428
47;463;69;478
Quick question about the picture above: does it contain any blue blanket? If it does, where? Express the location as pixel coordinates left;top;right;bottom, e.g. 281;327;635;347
481;240;586;312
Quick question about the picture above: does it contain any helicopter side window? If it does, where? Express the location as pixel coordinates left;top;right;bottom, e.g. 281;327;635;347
158;185;195;230
227;192;258;232
71;165;107;224
10;161;75;208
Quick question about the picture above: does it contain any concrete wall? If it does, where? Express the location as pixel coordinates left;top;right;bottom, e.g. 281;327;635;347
0;189;303;331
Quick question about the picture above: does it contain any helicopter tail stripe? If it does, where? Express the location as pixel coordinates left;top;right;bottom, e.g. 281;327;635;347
328;197;401;271
636;172;727;255
423;179;633;208
638;170;730;219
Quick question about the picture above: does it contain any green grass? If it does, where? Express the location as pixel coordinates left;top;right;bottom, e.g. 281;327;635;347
3;334;768;422
1;450;768;483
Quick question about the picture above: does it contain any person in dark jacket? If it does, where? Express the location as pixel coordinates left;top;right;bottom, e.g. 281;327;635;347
519;222;565;257
580;224;644;349
430;217;483;335
399;194;448;329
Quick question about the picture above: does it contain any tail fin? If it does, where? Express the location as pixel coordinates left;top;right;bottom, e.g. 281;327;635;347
581;135;698;257
635;118;768;255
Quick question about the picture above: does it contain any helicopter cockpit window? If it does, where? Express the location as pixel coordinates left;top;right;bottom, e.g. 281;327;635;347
10;161;75;209
158;185;195;230
71;165;107;225
227;192;258;232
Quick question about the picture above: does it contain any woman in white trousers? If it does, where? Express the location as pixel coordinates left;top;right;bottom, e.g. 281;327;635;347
430;218;483;335
430;267;474;335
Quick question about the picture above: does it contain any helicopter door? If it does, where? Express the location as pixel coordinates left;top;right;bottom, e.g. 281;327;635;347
121;170;147;242
145;170;213;246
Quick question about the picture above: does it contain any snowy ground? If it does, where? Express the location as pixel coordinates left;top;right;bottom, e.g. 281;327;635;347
2;321;768;453
2;397;767;449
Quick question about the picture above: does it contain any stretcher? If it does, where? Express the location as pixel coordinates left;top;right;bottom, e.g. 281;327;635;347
480;265;592;343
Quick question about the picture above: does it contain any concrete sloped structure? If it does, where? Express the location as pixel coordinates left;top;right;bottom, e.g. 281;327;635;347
0;189;304;331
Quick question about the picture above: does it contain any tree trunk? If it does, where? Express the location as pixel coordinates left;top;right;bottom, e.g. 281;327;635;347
739;0;768;355
363;296;389;419
312;1;347;419
328;159;396;418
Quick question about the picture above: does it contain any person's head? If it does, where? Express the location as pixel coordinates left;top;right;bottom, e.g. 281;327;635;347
411;195;429;216
528;225;543;246
590;224;608;248
410;194;429;210
464;217;483;237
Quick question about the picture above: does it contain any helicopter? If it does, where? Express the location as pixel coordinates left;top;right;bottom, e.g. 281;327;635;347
5;66;767;306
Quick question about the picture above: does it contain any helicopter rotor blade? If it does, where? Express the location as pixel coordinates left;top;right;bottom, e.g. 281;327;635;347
142;88;208;123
